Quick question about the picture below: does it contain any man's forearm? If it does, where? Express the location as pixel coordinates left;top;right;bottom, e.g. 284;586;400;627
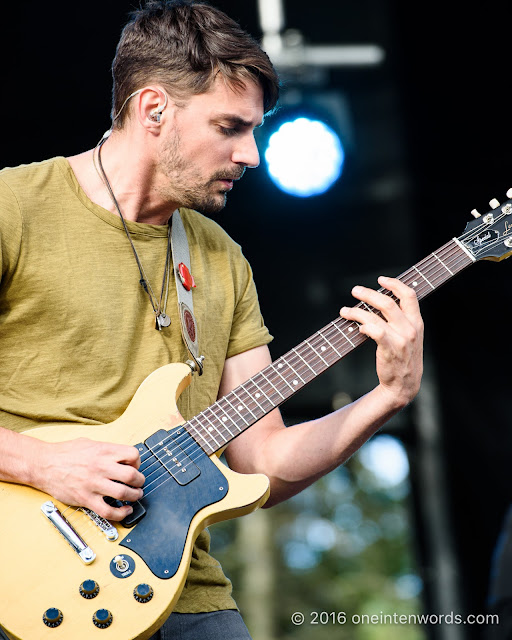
0;426;44;486
256;384;407;508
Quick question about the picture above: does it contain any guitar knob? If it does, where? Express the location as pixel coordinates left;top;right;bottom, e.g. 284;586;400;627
92;609;113;629
471;209;481;218
43;608;63;628
489;198;500;209
79;579;100;599
133;583;154;603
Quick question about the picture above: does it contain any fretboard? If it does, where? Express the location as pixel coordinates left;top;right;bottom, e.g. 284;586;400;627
185;238;474;455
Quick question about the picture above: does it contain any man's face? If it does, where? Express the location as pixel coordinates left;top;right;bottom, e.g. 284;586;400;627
158;77;264;214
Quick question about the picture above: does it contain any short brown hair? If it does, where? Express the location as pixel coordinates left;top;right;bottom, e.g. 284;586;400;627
111;0;280;127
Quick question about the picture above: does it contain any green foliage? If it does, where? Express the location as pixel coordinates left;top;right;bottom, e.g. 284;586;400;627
211;441;426;640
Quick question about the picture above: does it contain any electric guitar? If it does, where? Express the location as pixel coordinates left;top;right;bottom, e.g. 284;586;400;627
1;191;512;640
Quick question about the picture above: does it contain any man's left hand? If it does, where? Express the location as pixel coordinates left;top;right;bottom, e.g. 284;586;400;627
340;276;424;410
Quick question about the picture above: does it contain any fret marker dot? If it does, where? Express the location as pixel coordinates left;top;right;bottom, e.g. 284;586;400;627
412;281;418;287
321;346;326;352
222;417;228;422
348;327;354;332
278;363;283;369
255;393;261;398
208;427;214;431
238;405;243;411
293;380;298;386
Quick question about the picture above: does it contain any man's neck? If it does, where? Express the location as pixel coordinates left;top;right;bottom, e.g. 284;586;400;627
67;131;178;226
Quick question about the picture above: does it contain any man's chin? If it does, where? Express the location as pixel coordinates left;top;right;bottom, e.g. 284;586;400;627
194;193;228;215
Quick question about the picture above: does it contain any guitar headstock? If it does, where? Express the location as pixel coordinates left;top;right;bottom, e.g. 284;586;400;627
459;188;512;262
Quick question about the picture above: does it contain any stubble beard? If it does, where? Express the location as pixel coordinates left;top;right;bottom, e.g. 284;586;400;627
158;132;238;215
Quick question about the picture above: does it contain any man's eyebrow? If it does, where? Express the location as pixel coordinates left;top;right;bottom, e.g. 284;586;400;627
213;114;263;128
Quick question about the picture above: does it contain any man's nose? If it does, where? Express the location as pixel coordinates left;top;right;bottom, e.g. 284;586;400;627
232;133;260;168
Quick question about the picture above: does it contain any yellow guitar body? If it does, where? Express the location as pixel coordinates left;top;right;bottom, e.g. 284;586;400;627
0;363;270;640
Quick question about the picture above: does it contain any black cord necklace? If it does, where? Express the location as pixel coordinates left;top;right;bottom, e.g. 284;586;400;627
94;140;172;330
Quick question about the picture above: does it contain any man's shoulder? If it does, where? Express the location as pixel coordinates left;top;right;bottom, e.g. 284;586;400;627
179;207;242;254
0;157;66;191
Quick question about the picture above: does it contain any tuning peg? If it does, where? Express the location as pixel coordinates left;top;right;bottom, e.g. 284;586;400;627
489;198;500;209
471;209;481;218
507;188;512;199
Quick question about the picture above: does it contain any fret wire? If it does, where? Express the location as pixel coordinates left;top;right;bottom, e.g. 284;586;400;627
405;241;457;282
205;404;238;444
240;379;270;412
294;336;330;371
405;259;465;295
256;370;285;402
305;338;330;367
331;320;358;347
278;357;309;385
293;346;321;376
230;388;259;420
270;363;297;392
325;327;360;359
414;242;470;279
191;412;222;448
190;413;222;449
318;327;344;356
249;373;278;407
181;419;214;456
413;265;435;290
215;397;245;430
307;335;333;361
436;246;472;274
180;418;212;453
432;250;454;275
202;405;234;445
309;332;343;365
412;251;457;286
278;355;308;385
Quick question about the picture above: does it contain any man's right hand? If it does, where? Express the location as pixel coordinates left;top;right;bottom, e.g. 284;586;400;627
35;437;145;521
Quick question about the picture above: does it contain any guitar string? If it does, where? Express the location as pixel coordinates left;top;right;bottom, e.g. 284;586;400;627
140;221;512;494
137;213;512;482
140;240;465;462
138;239;478;489
135;239;481;498
139;244;470;494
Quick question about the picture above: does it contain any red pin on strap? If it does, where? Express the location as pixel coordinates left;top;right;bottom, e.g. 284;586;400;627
178;262;196;291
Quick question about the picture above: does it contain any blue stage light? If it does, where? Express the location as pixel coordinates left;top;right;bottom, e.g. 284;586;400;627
264;117;345;197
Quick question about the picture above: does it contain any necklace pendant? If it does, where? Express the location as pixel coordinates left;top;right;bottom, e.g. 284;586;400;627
156;312;171;330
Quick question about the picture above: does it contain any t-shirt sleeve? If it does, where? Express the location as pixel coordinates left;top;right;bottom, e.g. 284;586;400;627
226;250;273;359
0;177;23;284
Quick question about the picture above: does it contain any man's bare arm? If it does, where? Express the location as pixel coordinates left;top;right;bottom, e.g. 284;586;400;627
222;277;424;507
0;427;144;521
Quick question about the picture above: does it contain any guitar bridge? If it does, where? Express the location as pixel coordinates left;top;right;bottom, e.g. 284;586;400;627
41;501;96;564
80;507;119;540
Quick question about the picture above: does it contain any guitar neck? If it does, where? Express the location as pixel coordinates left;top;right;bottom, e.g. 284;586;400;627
186;238;474;455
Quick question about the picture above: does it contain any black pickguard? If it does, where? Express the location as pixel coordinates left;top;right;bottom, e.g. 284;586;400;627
120;428;228;579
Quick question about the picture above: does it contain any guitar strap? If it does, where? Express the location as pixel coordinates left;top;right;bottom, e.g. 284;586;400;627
170;210;205;376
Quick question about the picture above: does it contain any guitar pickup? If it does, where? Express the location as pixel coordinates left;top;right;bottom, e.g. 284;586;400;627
146;430;200;486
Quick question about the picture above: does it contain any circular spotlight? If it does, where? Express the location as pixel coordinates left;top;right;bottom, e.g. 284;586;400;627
264;117;345;197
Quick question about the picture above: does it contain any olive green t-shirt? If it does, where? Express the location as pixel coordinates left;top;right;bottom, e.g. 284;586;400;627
0;157;272;613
